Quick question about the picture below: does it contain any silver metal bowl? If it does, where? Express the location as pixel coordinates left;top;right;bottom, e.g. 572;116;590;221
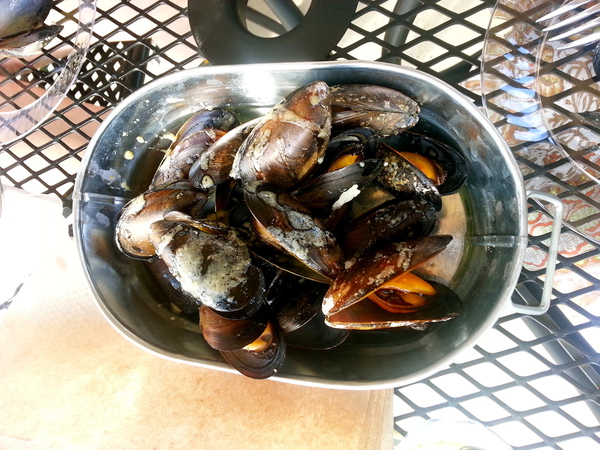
73;61;561;389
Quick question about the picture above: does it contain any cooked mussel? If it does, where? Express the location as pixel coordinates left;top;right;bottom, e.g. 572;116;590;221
200;304;269;351
323;235;452;317
151;108;239;188
330;84;420;136
174;109;240;143
375;143;442;211
200;289;287;380
189;118;259;189
233;81;332;190
149;218;265;319
325;280;462;330
380;132;468;195
115;182;207;259
244;184;343;281
219;320;287;380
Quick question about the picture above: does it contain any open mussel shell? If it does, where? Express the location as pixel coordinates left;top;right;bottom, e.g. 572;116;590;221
200;305;269;352
267;271;327;333
249;243;332;284
244;185;343;281
330;84;420;136
223;195;331;283
220;321;287;380
291;158;383;214
375;143;442;211
149;219;266;320
323;235;452;316
325;281;462;330
285;309;350;350
381;131;468;195
340;198;438;259
115;183;208;260
320;127;379;169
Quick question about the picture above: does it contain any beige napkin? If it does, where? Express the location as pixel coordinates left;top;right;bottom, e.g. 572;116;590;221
0;196;393;450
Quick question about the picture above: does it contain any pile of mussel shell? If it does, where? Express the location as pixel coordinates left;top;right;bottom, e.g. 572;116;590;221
114;81;468;379
0;0;62;58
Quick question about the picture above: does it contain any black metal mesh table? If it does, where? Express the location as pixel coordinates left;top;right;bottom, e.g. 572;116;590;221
1;1;599;448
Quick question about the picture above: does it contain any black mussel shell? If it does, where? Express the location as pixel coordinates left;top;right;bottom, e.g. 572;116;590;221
244;185;343;281
381;132;468;195
375;143;442;211
291;158;383;214
220;321;287;379
268;271;327;333
147;258;200;315
330;84;420;136
200;305;269;352
227;198;332;283
149;220;266;320
151;109;239;189
285;309;350;350
115;183;208;260
233;81;331;190
323;235;452;316
320;127;379;169
189;118;259;189
340;199;438;259
175;109;240;143
151;128;226;189
325;281;462;330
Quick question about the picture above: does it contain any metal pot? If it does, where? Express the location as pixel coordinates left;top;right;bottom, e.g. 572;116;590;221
73;61;562;389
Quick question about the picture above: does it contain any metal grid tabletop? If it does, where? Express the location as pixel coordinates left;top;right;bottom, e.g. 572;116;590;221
1;1;599;448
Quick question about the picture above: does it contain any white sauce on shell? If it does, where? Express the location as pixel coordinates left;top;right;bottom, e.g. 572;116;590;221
124;193;148;217
172;231;252;307
154;226;252;308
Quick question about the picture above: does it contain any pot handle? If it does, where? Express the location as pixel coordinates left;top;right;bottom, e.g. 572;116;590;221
511;190;563;316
